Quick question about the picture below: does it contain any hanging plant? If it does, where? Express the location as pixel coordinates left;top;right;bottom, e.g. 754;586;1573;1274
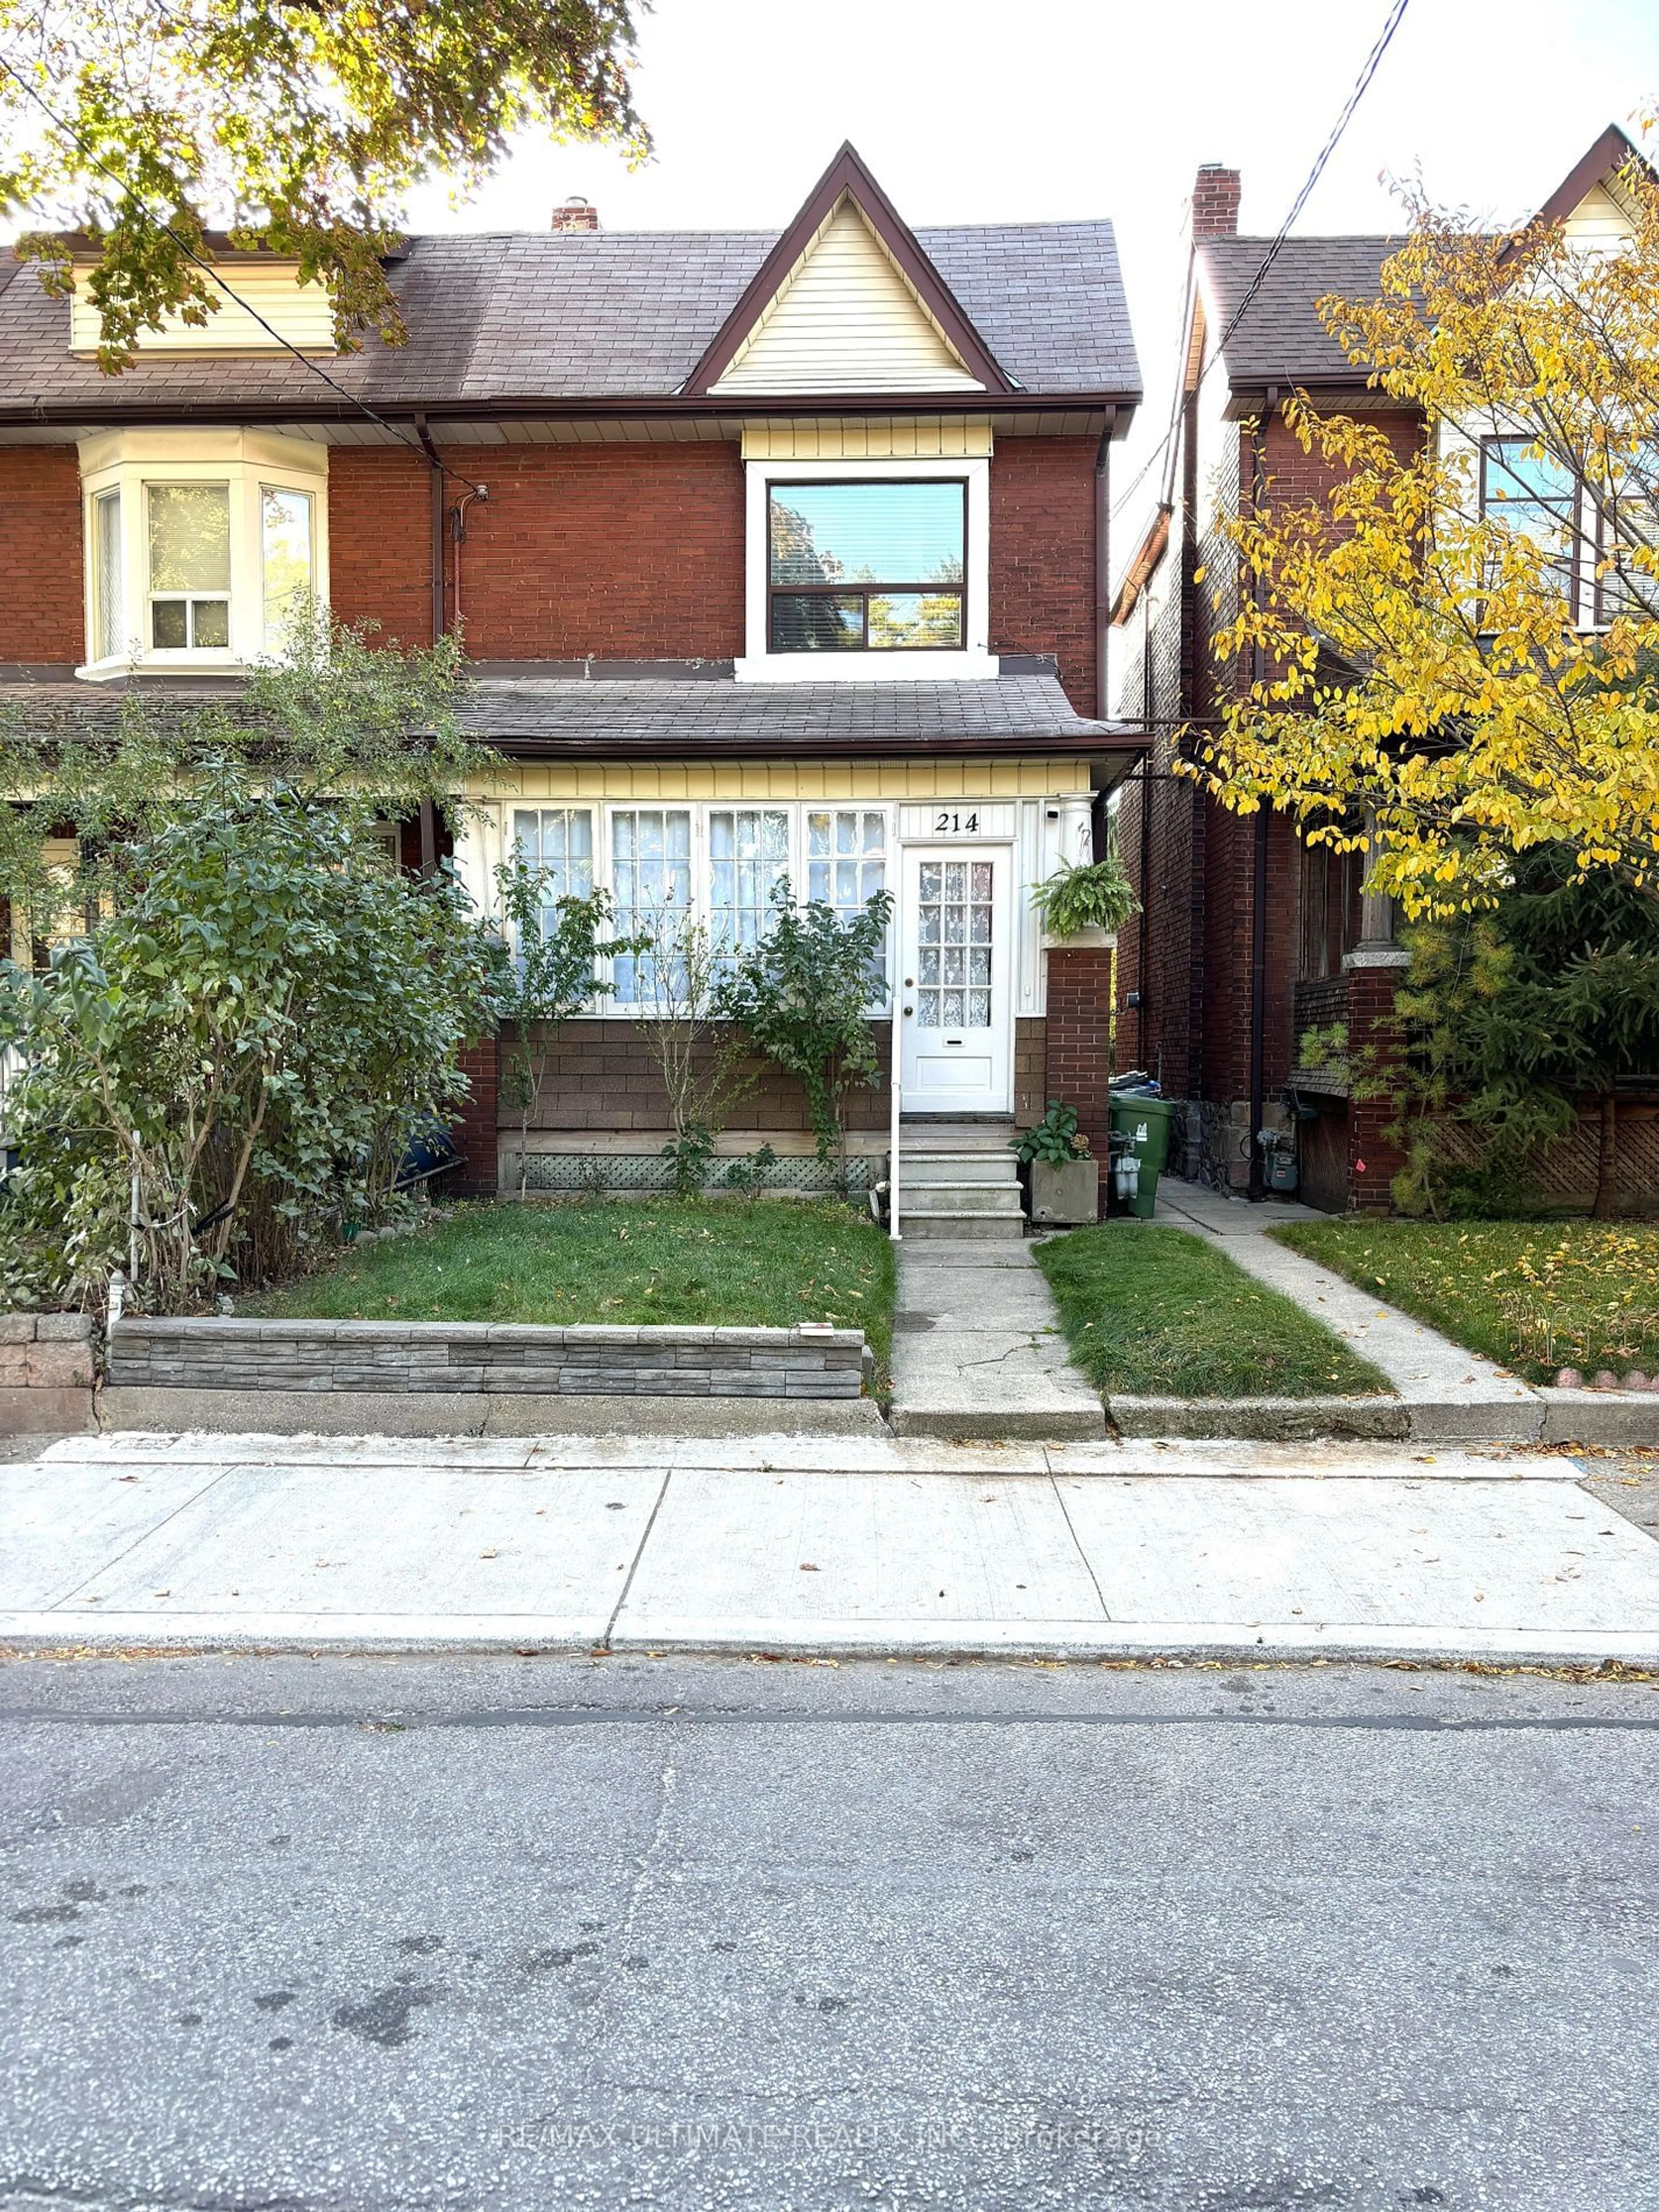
1029;856;1139;939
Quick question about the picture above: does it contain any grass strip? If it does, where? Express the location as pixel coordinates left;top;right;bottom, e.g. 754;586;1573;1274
1036;1222;1392;1400
244;1197;896;1373
1271;1217;1659;1386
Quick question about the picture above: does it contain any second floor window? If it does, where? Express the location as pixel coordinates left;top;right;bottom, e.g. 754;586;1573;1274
768;479;965;652
147;483;232;650
1479;439;1578;603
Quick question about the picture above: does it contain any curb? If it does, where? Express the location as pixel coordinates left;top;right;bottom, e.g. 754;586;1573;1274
3;1613;1654;1669
1108;1395;1407;1441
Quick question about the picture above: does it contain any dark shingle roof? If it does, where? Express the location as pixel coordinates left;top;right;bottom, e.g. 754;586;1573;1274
0;221;1138;417
1197;235;1397;389
0;671;1139;754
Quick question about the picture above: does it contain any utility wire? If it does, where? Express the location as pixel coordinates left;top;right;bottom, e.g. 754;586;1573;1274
0;51;486;495
1110;0;1415;530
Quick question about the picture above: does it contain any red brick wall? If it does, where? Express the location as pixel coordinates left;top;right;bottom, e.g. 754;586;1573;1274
453;1034;500;1197
436;443;744;660
328;450;435;647
1045;948;1113;1209
0;448;83;664
990;437;1098;716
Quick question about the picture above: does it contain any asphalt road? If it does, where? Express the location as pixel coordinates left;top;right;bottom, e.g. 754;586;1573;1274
2;1652;1656;2212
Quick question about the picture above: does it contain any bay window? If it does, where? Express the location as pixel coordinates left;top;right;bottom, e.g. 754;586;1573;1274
77;429;327;678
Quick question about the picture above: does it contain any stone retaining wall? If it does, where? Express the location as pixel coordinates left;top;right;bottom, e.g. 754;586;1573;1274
106;1317;868;1400
0;1313;97;1433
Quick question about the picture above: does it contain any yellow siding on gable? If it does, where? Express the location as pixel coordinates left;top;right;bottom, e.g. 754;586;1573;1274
741;419;993;460
479;758;1079;803
70;264;337;356
713;199;983;396
1561;182;1635;245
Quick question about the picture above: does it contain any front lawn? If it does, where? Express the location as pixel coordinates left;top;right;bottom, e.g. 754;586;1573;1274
1270;1218;1659;1385
1035;1224;1392;1399
244;1198;896;1370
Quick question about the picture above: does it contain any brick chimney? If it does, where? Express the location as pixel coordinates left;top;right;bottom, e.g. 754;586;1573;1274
1192;165;1241;239
551;195;599;233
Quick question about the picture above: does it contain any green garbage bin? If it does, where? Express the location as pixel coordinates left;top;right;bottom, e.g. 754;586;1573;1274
1109;1093;1178;1219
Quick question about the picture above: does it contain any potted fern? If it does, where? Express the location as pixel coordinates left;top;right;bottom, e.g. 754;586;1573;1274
1011;1100;1100;1227
1030;855;1138;949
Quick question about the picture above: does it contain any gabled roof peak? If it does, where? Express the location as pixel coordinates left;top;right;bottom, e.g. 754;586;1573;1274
683;142;1014;400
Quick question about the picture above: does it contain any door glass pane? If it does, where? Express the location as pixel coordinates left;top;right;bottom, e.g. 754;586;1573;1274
261;486;314;652
94;489;122;660
914;853;993;1032
147;484;230;591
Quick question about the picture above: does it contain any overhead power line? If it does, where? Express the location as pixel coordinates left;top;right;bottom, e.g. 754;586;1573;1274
1111;0;1415;529
0;51;486;494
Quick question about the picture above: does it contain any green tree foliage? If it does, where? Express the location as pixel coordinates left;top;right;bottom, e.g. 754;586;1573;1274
717;882;895;1175
0;0;647;369
1379;847;1659;1219
0;768;496;1310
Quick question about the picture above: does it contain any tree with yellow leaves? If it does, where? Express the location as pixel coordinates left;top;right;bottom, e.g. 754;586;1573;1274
1197;143;1659;917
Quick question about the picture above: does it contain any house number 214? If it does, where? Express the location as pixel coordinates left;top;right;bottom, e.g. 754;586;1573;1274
933;811;980;834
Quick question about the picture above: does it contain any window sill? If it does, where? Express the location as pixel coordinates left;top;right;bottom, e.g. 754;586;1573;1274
76;652;247;684
734;650;1000;686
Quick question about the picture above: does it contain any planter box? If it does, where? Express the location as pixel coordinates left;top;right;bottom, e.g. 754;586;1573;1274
1041;925;1118;951
1028;1157;1100;1227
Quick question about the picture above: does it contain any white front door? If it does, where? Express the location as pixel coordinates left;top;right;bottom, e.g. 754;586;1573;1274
899;845;1014;1115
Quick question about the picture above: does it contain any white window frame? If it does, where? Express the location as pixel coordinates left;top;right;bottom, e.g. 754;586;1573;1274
477;800;896;1016
736;456;995;683
76;427;328;681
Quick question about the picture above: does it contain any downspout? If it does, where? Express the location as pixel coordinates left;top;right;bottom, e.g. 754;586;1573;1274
1093;413;1115;721
411;415;445;881
412;414;446;645
1246;391;1276;1201
1137;587;1154;1066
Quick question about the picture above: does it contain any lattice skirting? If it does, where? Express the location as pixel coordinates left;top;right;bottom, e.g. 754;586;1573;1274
1432;1111;1659;1212
508;1150;882;1197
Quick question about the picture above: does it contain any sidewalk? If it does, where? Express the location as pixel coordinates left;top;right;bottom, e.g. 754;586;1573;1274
5;1429;1657;1666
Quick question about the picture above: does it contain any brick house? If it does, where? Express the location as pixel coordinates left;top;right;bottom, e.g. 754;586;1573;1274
1111;128;1648;1214
0;144;1146;1210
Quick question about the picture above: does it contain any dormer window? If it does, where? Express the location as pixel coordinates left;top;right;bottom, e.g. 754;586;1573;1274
768;480;966;652
76;429;327;680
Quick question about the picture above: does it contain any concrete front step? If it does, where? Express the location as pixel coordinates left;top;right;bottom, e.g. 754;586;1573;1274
901;1210;1026;1241
900;1156;1020;1187
906;1184;1023;1215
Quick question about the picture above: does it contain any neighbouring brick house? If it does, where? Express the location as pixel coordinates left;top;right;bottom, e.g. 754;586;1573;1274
0;144;1146;1204
1111;128;1655;1214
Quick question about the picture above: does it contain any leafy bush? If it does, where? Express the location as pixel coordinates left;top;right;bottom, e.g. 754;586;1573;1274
0;769;495;1312
717;881;894;1174
1029;857;1138;939
1011;1100;1090;1165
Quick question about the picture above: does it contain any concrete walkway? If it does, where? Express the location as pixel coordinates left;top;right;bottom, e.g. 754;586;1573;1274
887;1237;1106;1441
1155;1180;1655;1447
4;1430;1657;1665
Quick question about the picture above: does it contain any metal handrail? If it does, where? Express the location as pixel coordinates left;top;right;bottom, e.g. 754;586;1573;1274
888;971;902;1242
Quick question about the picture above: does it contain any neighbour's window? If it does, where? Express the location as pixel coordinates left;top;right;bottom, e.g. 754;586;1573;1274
261;486;315;652
92;488;122;661
768;479;965;652
1594;442;1659;622
1479;439;1578;604
609;807;692;1004
146;483;232;649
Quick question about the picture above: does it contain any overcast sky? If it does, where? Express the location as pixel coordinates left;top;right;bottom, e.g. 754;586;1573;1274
413;0;1657;559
